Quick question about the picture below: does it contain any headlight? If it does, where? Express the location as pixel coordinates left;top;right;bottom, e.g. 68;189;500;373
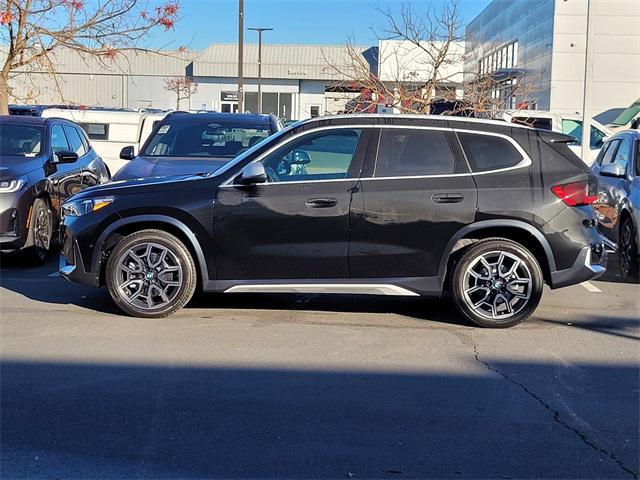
62;197;114;217
0;176;27;193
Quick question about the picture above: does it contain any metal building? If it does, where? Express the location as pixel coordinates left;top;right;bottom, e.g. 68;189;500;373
464;0;640;116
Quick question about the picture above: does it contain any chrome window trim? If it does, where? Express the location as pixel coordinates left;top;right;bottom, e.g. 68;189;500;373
219;124;532;188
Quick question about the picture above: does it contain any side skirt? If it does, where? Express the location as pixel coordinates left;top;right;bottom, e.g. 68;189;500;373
202;276;444;297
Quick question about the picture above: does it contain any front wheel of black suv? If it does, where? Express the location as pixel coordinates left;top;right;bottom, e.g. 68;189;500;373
450;239;544;328
106;229;197;318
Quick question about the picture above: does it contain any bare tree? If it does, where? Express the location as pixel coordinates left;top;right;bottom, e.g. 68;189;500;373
163;76;197;110
0;0;180;114
326;0;537;117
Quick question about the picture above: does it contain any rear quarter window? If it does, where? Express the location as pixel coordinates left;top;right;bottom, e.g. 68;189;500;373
457;132;525;172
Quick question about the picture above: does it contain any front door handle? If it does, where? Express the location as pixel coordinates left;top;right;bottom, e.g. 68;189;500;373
305;197;338;208
432;193;464;204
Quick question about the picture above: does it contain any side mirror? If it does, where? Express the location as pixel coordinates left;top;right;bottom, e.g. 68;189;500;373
239;162;267;185
119;145;135;160
600;163;626;178
54;150;79;164
289;150;311;165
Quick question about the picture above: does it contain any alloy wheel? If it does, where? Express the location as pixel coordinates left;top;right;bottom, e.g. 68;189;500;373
462;250;532;320
115;242;183;311
34;206;51;251
619;221;635;278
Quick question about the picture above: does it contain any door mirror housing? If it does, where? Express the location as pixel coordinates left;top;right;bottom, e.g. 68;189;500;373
54;150;79;164
239;162;267;185
600;163;626;178
119;146;135;160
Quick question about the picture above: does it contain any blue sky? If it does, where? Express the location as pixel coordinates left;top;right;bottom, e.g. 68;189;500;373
149;0;492;50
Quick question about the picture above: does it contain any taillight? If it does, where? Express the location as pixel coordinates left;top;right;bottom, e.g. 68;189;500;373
551;181;598;206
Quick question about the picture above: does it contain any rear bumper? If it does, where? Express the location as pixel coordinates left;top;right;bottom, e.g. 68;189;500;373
550;242;607;289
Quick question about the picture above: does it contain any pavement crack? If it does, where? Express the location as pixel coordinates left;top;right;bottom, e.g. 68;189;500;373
472;345;638;480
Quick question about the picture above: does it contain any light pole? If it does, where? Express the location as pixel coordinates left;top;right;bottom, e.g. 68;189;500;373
248;27;273;114
581;0;596;161
237;0;244;113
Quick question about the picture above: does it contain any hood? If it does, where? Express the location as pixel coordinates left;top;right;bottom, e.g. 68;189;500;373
0;155;43;178
112;156;229;181
70;173;202;201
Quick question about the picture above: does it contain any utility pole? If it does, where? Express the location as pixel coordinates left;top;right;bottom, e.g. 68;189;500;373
237;0;244;113
581;0;596;162
248;27;273;114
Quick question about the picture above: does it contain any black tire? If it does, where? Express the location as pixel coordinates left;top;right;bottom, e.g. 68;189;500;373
619;216;639;282
24;197;53;265
106;229;197;318
450;238;544;328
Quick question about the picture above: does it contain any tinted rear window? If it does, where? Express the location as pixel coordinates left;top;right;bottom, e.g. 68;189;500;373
375;129;455;177
457;132;524;172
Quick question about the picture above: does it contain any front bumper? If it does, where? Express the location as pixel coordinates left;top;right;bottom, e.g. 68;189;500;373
59;228;101;287
0;192;30;252
549;242;607;289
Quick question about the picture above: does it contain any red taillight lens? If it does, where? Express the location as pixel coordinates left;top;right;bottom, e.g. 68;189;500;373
551;181;598;206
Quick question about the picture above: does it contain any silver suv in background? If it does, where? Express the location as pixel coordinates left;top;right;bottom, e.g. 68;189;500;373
591;130;640;280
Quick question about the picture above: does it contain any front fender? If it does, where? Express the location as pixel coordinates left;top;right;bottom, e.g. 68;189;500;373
92;214;211;286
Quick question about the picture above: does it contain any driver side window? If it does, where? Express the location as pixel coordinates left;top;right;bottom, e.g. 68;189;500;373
261;129;361;183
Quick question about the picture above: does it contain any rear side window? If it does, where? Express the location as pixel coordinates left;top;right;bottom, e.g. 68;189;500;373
79;123;109;140
63;125;86;156
375;129;455;177
457;132;524;172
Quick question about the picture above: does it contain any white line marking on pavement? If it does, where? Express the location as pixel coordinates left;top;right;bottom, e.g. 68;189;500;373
580;281;601;293
47;272;59;277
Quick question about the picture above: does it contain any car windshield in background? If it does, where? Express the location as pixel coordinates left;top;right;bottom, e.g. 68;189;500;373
0;125;43;157
142;120;271;158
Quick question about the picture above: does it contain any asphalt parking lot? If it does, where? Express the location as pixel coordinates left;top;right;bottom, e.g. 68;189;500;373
0;254;638;479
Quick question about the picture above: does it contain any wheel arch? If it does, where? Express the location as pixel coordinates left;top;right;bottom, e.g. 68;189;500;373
93;215;210;287
439;220;555;285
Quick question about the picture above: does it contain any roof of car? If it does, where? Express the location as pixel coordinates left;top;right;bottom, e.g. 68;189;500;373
0;115;49;125
609;129;640;140
165;111;274;126
295;113;532;131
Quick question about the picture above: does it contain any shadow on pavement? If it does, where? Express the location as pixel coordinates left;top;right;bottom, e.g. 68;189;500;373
0;254;470;325
1;360;638;479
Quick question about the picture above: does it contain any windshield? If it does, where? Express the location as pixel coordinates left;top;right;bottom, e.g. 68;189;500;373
611;101;640;126
0;125;44;157
142;119;272;159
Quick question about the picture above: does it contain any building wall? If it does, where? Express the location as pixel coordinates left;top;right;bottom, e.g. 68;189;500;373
549;0;640;115
464;0;555;110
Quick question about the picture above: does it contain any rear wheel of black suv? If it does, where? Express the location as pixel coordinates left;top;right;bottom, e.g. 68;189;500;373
106;229;197;318
450;239;544;328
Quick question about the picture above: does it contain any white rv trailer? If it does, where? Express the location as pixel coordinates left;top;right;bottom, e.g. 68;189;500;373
502;110;612;165
40;109;167;175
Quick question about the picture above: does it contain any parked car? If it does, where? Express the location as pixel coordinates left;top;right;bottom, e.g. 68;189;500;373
606;99;640;133
112;112;282;181
591;130;640;280
0;115;109;262
59;114;607;327
39;108;168;176
502;110;612;164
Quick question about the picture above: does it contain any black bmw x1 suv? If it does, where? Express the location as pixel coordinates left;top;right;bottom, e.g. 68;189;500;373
60;114;607;327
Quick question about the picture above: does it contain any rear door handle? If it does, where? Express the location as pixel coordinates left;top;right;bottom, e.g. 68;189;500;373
305;197;338;208
432;193;464;204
